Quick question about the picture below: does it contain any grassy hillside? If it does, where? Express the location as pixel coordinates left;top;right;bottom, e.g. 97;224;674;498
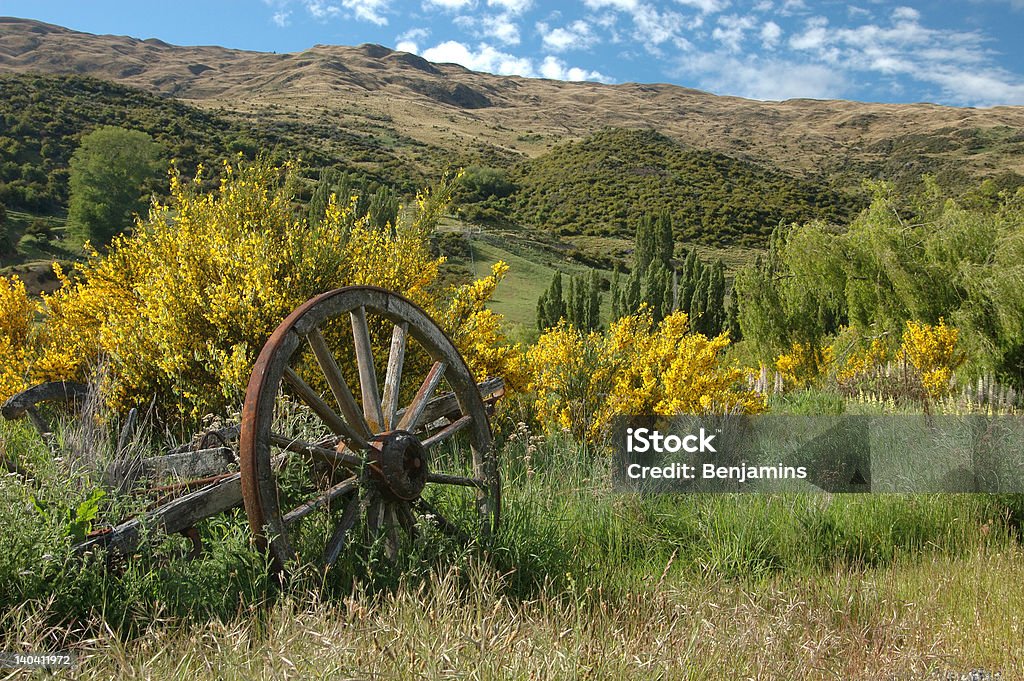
436;222;613;333
486;129;863;247
0;73;425;216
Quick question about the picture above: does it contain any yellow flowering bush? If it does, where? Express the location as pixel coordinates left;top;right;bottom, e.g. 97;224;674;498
0;275;37;401
8;159;509;418
527;309;763;442
774;341;833;389
834;337;889;384
833;321;963;402
898;319;963;398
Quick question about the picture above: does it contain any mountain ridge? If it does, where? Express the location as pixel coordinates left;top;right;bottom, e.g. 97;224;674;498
2;15;1022;191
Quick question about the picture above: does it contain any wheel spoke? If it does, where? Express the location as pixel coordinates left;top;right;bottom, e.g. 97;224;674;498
269;432;363;470
396;502;418;541
366;495;385;539
380;323;408;431
426;472;488;490
383;504;400;560
307;328;372;441
421;414;473;449
323;494;361;566
396;361;448;432
416;498;469;542
351;306;385;433
282;366;371;450
283;476;358;525
241;287;499;574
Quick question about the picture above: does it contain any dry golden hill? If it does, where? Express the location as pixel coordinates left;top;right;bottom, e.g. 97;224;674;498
2;16;1023;185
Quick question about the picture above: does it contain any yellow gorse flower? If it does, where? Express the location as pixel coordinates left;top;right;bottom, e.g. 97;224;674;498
527;308;764;442
899;319;963;398
0;160;512;418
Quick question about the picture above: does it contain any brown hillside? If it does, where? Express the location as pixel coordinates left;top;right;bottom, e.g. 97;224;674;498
1;16;1022;183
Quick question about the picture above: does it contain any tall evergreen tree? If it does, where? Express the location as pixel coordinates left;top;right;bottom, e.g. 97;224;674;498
610;266;621;321
618;212;675;320
536;272;567;330
726;286;742;340
587;269;601;330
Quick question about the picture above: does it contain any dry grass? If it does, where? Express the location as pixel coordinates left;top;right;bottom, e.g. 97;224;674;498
3;546;1021;680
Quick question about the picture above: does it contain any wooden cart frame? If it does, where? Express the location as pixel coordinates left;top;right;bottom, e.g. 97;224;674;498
2;287;505;573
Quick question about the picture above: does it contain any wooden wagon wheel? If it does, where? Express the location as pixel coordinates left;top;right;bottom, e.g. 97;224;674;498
239;286;499;573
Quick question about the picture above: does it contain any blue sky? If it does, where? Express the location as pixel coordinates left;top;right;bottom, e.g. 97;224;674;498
4;0;1024;106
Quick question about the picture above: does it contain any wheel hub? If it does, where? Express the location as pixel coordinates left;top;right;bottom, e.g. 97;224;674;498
366;430;428;501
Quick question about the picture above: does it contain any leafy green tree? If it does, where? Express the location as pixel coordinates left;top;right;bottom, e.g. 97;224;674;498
68;126;162;247
537;272;567;331
308;169;399;234
733;180;1024;384
610;266;622;320
538;269;602;331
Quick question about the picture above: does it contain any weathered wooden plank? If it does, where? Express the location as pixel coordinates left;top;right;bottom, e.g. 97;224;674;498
106;447;235;487
74;473;243;556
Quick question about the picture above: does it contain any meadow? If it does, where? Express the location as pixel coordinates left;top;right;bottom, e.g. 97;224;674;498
2;402;1022;679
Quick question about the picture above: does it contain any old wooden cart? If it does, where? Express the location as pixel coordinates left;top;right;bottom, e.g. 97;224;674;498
2;287;505;571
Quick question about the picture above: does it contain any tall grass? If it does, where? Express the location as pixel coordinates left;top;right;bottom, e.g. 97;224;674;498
1;412;1021;676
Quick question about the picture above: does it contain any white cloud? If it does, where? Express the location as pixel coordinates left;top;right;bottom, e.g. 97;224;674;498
483;14;521;45
760;20;781;48
454;12;522;45
423;0;473;9
487;0;531;14
304;0;341;19
673;0;729;13
268;0;389;25
789;16;829;50
778;7;1024;105
891;6;920;22
539;55;612;81
712;14;755;52
395;27;428;52
539;20;597;52
411;40;613;83
925;68;1024;105
633;4;691;49
582;0;639;10
675;52;846;100
779;0;807;14
420;40;535;76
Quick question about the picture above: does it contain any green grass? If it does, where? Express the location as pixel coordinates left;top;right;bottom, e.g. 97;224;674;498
2;404;1022;677
443;228;614;334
